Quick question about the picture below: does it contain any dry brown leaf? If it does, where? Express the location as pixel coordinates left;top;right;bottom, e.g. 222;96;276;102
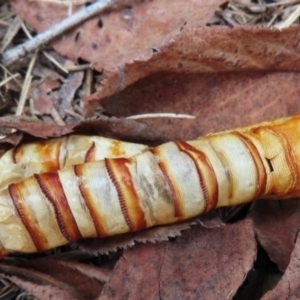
0;115;74;138
72;115;170;145
99;219;256;300
250;199;300;272
46;250;103;261
0;114;169;146
85;25;300;113
0;131;23;147
101;71;300;140
262;231;300;300
77;219;197;255
0;264;83;300
52;71;84;118
31;78;61;115
19;258;106;299
59;261;111;283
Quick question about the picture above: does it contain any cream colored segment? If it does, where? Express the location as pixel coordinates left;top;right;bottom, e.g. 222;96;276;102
0;190;36;253
60;135;93;167
234;131;271;196
64;135;148;167
131;151;176;226
20;177;67;249
0;157;27;192
205;134;258;206
13;137;64;174
58;135;69;168
77;161;130;235
0;136;148;192
155;142;205;219
203;116;296;138
243;129;292;196
92;137;148;160
236;131;270;171
188;138;229;208
0;137;66;192
58;168;97;238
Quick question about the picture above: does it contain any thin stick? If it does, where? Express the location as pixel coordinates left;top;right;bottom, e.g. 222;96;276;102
276;4;300;29
1;0;118;66
0;20;10;26
0;73;20;88
267;12;279;27
126;113;196;120
266;0;300;7
42;51;69;74
0;64;23;88
64;108;84;120
21;21;69;74
0;16;22;53
16;52;38;115
66;64;91;71
51;107;65;125
83;68;93;98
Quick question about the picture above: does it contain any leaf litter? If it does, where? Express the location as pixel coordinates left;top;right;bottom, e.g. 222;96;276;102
1;0;300;299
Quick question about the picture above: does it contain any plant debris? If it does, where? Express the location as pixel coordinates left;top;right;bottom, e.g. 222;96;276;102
1;0;300;299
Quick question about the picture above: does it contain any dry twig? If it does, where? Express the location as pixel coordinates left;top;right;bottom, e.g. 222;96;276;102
15;51;37;116
0;0;118;66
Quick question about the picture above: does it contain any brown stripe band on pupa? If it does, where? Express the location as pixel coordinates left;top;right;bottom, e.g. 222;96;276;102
175;141;219;212
34;173;82;242
232;131;267;198
207;140;234;203
105;158;147;231
12;143;22;164
85;142;96;162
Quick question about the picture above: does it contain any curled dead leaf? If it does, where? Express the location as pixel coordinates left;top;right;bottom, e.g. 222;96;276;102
250;199;300;272
262;231;300;299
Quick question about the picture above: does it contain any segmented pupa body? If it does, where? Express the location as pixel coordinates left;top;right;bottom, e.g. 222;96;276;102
0;135;148;192
0;115;300;257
